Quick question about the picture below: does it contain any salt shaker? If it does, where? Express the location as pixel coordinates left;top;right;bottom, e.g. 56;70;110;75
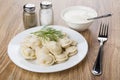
23;4;37;29
39;1;54;26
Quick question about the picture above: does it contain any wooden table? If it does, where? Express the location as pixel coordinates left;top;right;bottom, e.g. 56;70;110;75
0;0;120;80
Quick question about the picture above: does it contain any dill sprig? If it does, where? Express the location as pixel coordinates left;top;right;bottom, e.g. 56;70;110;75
31;27;64;41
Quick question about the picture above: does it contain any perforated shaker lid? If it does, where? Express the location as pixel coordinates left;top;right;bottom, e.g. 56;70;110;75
23;4;35;13
40;1;52;9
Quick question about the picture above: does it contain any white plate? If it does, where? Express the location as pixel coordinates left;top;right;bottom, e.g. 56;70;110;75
7;25;88;73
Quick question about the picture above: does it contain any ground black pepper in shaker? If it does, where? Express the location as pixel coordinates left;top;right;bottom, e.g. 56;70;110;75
23;4;37;29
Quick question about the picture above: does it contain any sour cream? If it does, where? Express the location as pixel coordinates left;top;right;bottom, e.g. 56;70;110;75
63;6;97;23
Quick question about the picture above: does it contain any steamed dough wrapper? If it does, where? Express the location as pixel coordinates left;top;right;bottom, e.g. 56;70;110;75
45;41;62;55
35;47;55;66
66;46;78;56
21;45;36;59
59;37;73;48
55;52;68;63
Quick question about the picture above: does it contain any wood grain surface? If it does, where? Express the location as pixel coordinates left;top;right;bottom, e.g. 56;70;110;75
0;0;120;80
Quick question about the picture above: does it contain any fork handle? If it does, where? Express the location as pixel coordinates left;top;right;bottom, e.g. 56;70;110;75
92;44;103;76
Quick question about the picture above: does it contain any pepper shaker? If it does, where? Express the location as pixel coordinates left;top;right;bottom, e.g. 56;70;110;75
23;4;37;29
39;1;54;26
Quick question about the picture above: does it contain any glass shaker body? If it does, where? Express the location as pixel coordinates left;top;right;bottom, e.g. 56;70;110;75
23;4;37;29
39;1;54;26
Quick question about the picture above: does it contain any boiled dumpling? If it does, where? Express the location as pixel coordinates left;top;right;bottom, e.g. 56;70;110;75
59;37;72;48
66;46;78;56
45;41;62;55
55;52;68;63
71;40;78;46
21;45;36;59
35;47;55;66
22;35;42;49
29;35;42;48
62;32;68;37
21;35;32;47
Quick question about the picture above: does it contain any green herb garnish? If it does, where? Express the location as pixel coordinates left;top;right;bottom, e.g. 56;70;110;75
31;27;63;41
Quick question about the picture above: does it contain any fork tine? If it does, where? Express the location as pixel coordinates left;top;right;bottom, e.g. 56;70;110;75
106;24;109;37
100;23;105;37
98;23;102;36
103;24;109;37
102;24;105;36
104;24;107;36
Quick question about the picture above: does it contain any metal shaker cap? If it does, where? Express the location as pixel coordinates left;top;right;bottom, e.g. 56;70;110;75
40;1;52;9
23;4;35;13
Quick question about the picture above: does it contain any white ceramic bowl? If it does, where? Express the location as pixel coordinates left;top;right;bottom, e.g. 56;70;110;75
61;6;97;31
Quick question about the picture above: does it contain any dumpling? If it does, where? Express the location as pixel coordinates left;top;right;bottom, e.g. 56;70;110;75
59;37;72;48
55;52;68;63
20;45;36;60
29;35;42;48
62;32;68;37
45;41;62;55
35;47;55;66
22;35;42;49
21;36;32;47
66;46;78;56
71;40;78;46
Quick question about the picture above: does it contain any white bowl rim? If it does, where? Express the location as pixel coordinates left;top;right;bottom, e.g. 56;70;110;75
61;6;98;24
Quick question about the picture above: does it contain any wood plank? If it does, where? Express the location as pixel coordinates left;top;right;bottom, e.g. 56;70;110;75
0;0;120;80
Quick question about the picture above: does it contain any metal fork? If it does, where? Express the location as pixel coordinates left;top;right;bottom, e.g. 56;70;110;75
92;23;109;76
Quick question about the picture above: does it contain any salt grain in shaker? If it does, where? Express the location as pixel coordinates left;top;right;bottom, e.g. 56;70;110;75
23;4;37;29
39;1;54;26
